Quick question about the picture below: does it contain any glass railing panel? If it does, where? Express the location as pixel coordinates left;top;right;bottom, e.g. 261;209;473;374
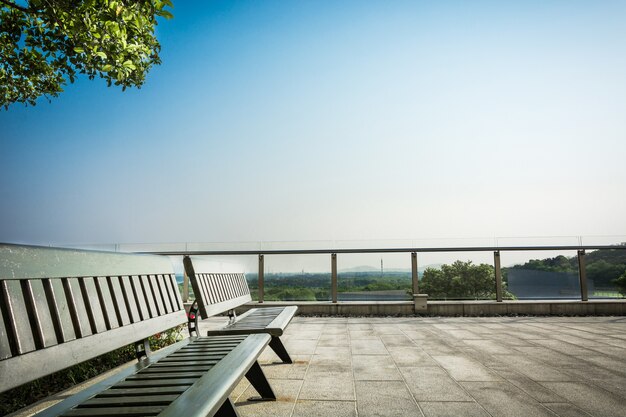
261;254;331;301
495;236;581;248
579;235;626;247
501;250;582;300
416;251;497;301
411;237;498;249
335;252;412;301
583;247;626;299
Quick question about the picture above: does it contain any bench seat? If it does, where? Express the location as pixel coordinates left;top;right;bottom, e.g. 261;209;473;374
0;244;276;417
184;257;298;363
41;334;273;417
205;306;298;336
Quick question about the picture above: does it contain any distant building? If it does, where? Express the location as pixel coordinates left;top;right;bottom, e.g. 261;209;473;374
507;269;594;299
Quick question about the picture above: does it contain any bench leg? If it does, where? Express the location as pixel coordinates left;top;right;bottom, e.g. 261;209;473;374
245;361;276;401
216;398;241;417
269;336;293;364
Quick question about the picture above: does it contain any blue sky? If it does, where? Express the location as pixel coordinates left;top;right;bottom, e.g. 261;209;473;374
1;0;626;248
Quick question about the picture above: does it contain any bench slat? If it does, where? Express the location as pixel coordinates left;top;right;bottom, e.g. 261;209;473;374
109;276;131;326
95;276;117;329
0;293;11;359
80;277;106;334
116;378;200;388
69;278;94;337
149;275;166;316
97;386;190;396
80;394;180;407
63;405;165;416
2;280;36;355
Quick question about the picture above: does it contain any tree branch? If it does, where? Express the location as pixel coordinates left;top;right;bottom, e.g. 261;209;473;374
0;0;30;13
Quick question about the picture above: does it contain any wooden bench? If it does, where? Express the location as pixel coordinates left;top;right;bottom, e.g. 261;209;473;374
0;244;275;417
183;256;298;364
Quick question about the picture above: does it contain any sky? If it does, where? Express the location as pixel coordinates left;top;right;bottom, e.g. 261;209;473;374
1;0;626;258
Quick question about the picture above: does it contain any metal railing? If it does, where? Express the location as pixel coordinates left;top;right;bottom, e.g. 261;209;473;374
144;244;626;304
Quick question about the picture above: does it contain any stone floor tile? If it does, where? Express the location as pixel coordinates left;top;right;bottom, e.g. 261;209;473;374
349;330;376;339
462;339;513;355
261;355;310;379
402;330;433;340
319;326;349;334
291;330;322;340
419;401;490;417
371;325;404;335
236;378;302;417
387;346;439;367
461;381;558;417
431;355;501;382
347;323;373;330
540;381;626;417
311;346;352;367
562;365;626;397
352;354;402;381
350;338;388;355
444;330;483;340
419;343;460;355
355;381;421;417
512;346;582;367
379;334;414;347
493;369;565;403
318;334;350;346
493;354;574;382
401;366;472;401
543;403;592;417
292;400;357;417
577;355;626;376
285;338;318;355
530;339;599;356
299;366;355;401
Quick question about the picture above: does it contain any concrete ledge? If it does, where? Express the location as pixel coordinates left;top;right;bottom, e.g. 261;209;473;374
219;299;626;316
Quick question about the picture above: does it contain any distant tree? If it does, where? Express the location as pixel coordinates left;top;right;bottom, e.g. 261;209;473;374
613;270;626;297
421;260;515;299
509;255;578;273
0;0;172;108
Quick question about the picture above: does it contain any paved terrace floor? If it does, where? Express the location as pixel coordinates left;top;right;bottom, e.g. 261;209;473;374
199;315;626;417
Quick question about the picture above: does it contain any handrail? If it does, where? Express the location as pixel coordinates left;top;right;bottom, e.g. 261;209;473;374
144;245;626;256
140;244;625;305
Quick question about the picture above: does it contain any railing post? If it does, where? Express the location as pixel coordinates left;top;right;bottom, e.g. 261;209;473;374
578;250;588;301
258;254;264;303
411;252;419;294
182;266;189;303
331;253;338;303
494;251;503;302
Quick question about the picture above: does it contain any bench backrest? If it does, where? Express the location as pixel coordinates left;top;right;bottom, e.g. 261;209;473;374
183;256;251;319
0;244;187;392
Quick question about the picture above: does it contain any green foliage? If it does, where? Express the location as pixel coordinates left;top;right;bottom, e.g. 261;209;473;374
505;245;626;290
0;0;173;108
421;260;515;300
614;270;626;297
508;255;578;273
247;272;411;301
